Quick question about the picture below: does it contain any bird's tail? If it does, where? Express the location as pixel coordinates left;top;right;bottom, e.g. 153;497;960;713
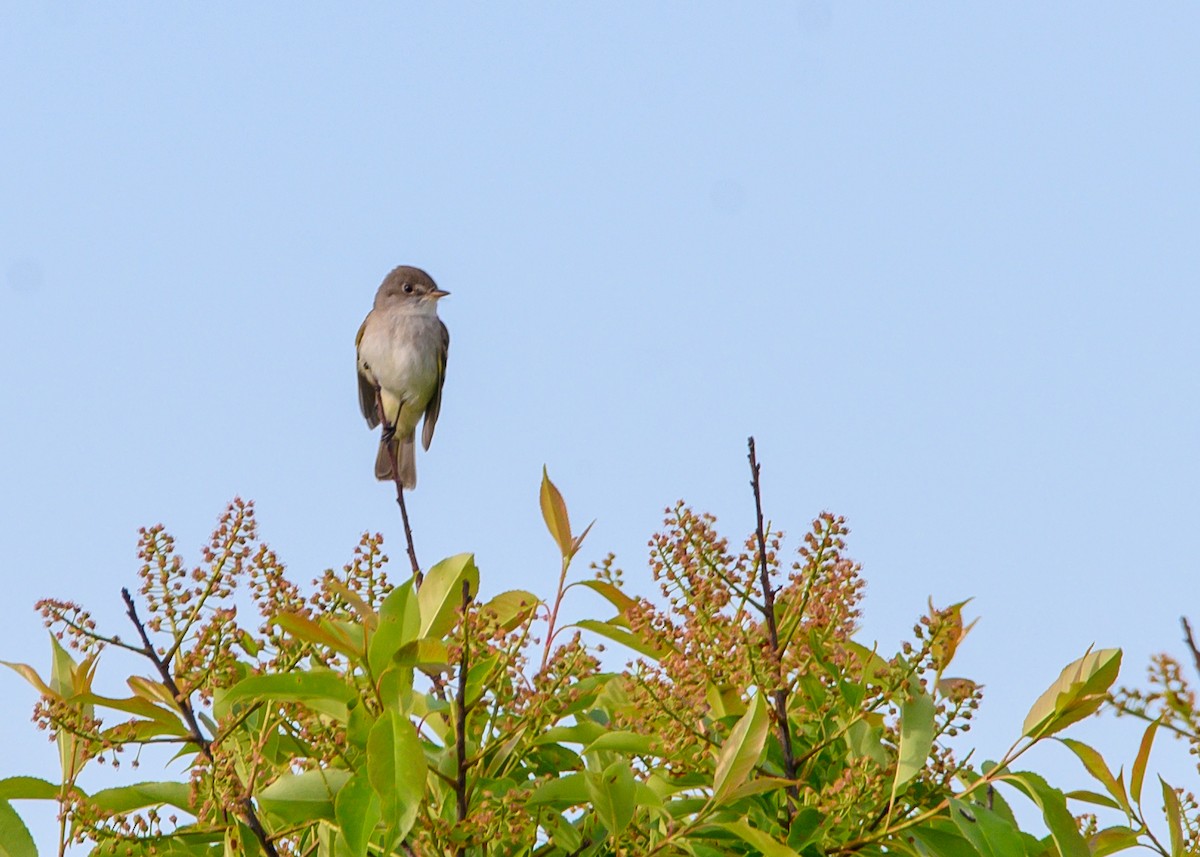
375;434;417;489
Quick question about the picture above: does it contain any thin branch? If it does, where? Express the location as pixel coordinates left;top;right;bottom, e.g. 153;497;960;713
121;588;280;857
375;390;423;586
393;479;422;586
747;437;799;819
1182;617;1200;681
455;580;472;855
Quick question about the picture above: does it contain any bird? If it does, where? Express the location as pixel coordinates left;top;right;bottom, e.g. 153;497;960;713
355;265;449;488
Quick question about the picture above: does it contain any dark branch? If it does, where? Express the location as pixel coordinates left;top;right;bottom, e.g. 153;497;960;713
394;481;422;587
747;437;799;819
121;588;280;857
455;580;472;854
1183;617;1200;681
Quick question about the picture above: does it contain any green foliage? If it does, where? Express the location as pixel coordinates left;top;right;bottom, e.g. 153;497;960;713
1089;624;1200;856
1;473;1192;855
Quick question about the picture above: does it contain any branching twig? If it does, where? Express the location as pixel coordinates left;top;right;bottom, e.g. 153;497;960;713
121;588;280;857
747;437;799;819
455;580;472;855
1182;617;1200;681
376;389;423;586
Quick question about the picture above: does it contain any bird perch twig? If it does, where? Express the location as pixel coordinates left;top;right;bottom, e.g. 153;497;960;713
376;392;423;586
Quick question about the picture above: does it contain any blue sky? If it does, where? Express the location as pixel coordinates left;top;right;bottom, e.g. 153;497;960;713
3;3;1198;848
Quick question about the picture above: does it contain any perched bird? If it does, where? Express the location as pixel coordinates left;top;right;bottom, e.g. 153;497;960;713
356;265;450;488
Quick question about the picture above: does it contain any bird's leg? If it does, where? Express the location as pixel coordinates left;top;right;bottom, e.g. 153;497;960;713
374;385;396;444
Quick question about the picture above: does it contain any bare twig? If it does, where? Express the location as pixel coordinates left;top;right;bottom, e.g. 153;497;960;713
1182;617;1200;681
455;580;472;854
747;437;799;819
394;479;423;587
121;588;280;857
375;390;423;586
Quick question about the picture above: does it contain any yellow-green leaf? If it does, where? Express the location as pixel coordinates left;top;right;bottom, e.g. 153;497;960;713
483;590;540;631
1160;777;1183;857
713;694;768;804
1130;717;1159;804
719;820;802;857
367;710;426;844
417;554;479;640
892;683;935;795
1059;738;1128;810
257;768;351;823
0;799;36;857
368;582;420;678
540;467;574;559
335;772;381;857
1022;648;1122;739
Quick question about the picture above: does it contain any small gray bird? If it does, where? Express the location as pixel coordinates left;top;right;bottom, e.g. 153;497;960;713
356;266;450;488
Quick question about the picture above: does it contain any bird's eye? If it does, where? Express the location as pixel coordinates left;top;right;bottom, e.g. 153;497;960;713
403;284;414;294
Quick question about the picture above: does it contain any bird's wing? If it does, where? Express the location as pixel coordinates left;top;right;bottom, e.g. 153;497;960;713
356;316;381;428
421;319;450;450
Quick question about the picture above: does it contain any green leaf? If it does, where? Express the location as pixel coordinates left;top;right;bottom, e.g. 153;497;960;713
268;612;358;657
0;799;36;857
950;799;1024;857
1160;777;1183;857
394;639;450;671
88;830;222;856
1088;826;1141;857
335;772;381;857
126;676;178;709
1129;716;1159;804
574;619;668;659
1021;648;1121;739
257;768;352;824
417;554;479;640
891;683;935;797
536;721;607;747
542;810;582;852
0;662;53;698
844;640;892;683
48;633;79;697
997;770;1088;857
540;467;574;559
89;781;192;813
366;710;426;844
75;693;187;731
325;578;378;631
713;693;768;804
1058;738;1128;810
586;762;636;836
723;776;795;802
572;580;637;616
845;718;888;767
910;823;984;857
368;581;419;678
227;822;264;857
482;590;540;631
528;773;589;806
0;778;59;801
787;807;824;851
718;820;802;857
584;731;655;756
217;670;353;722
1064;789;1121;810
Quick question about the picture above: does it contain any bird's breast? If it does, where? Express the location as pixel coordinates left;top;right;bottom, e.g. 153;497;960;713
358;313;440;402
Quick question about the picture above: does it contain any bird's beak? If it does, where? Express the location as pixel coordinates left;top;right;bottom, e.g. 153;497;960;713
431;289;450;299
